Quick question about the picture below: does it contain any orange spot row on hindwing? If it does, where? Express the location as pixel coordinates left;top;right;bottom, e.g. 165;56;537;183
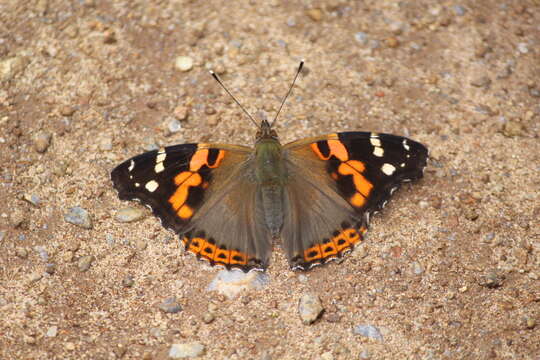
303;228;362;262
183;236;248;266
168;149;226;220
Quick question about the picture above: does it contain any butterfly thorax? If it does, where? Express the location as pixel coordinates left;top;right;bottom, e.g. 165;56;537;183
254;137;286;238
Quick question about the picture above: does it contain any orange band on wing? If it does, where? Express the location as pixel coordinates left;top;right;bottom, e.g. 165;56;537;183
189;149;226;171
338;161;373;198
169;172;202;212
327;140;349;161
310;138;349;161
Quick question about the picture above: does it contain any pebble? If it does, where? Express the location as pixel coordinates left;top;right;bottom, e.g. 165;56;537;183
524;316;536;329
173;105;189;121
167;117;182;134
159;297;182;314
286;17;296;27
23;193;41;207
478;269;504;288
175;56;194;72
385;37;399;48
0;231;5;242
59;105;76;117
29;272;43;283
15;247;28;258
470;76;491;88
412;261;424;275
320;352;334;360
10;209;25;228
352;244;369;259
0;56;28;82
502;120;525;137
24;335;36;345
517;43;528;54
65;342;75;351
135;239;147;251
359;350;371;359
115;207;146;223
35;246;49;261
122;274;135;288
306;8;323;21
207;269;269;299
169;342;205;358
353;324;383;341
45;263;55;275
452;5;466;16
143;137;159;151
354;32;368;45
298;293;324;325
202;312;215;324
98;136;113;151
78;255;95;272
34;131;52;153
64;207;92;229
46;326;58;337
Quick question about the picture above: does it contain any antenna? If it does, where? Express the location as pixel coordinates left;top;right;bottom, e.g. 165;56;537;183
209;70;260;129
270;60;304;127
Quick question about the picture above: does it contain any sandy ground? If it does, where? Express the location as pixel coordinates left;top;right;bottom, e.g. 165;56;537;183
1;0;539;359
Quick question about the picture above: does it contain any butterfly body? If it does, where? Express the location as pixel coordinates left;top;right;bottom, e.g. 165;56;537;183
112;119;428;271
254;121;287;237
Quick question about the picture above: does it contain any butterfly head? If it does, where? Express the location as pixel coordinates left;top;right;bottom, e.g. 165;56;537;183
256;119;278;142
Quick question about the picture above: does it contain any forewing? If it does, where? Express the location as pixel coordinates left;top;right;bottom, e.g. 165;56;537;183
111;143;270;271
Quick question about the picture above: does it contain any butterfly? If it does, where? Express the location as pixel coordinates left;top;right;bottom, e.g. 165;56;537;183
111;61;428;272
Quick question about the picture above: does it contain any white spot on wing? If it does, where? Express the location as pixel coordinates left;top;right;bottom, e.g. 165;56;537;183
156;152;166;163
402;139;410;151
381;163;396;175
145;180;159;192
135;182;140;187
370;137;382;147
128;160;135;172
373;147;384;157
155;162;165;173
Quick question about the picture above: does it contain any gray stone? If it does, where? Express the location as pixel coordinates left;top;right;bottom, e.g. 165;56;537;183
167;117;182;133
354;32;368;45
452;5;466;16
353;324;383;341
298;293;324;325
159;297;182;314
64;207;92;229
23;193;41;206
169;342;205;358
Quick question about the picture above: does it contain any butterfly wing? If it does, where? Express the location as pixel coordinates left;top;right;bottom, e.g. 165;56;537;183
111;143;271;271
282;132;428;270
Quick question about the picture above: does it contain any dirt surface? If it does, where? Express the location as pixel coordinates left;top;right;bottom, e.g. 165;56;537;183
1;1;539;359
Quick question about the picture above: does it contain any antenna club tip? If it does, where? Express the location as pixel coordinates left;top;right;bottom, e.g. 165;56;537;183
209;70;215;74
